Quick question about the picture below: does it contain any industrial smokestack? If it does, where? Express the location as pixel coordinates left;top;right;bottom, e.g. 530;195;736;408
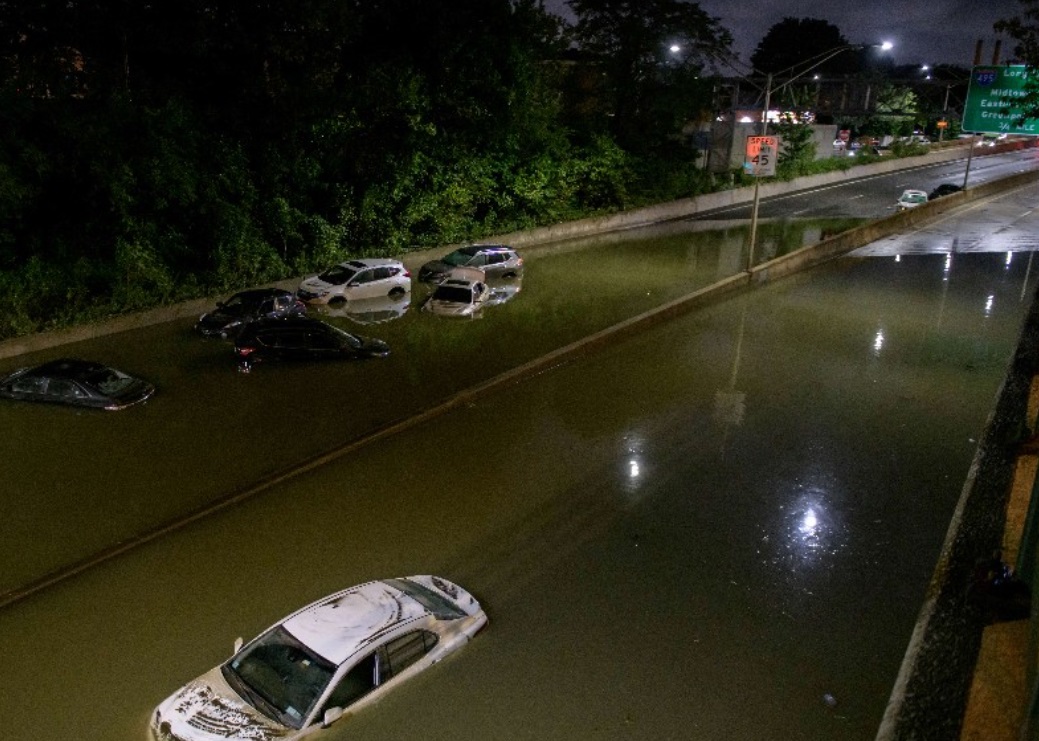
974;39;983;66
992;39;1001;65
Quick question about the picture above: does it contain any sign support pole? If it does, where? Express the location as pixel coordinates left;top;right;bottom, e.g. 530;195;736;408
748;179;761;271
962;135;976;190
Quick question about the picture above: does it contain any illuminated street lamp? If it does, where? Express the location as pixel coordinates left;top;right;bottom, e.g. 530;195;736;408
745;41;893;271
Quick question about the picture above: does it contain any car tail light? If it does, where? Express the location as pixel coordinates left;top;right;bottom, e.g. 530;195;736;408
516;257;523;266
236;346;255;357
403;269;411;277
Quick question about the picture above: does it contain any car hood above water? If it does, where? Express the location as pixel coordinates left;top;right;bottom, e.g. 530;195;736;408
422;299;480;317
154;671;290;741
197;311;245;331
298;275;335;292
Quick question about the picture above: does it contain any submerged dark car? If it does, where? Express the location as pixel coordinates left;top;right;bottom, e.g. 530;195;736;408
0;358;155;410
234;317;390;371
196;288;306;338
928;183;963;200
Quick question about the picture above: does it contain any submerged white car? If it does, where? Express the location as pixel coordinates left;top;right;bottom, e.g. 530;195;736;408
421;267;489;318
296;258;410;304
150;575;487;741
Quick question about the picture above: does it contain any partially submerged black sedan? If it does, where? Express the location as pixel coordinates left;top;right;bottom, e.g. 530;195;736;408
196;288;306;338
0;358;155;410
233;317;389;371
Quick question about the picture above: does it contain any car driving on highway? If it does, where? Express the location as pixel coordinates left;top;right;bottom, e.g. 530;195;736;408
928;183;963;200
896;189;928;211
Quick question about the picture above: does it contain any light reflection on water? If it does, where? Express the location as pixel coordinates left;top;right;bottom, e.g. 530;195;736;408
617;431;648;503
761;480;847;578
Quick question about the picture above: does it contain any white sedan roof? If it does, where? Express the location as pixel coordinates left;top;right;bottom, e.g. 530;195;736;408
282;580;427;665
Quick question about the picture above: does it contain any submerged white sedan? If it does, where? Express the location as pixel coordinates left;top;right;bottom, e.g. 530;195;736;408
421;267;489;318
150;576;487;741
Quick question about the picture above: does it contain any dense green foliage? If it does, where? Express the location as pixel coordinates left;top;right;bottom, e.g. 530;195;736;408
997;1;1039;122
0;0;740;339
0;1;962;341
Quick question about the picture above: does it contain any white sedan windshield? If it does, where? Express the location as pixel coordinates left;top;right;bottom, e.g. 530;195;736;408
223;626;336;729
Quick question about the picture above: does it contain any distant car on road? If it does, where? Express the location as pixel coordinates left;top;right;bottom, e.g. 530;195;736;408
421;268;489;318
196;288;306;338
418;244;523;284
234;316;389;371
896;189;928;211
149;575;487;741
0;358;155;410
296;258;410;304
928;183;963;200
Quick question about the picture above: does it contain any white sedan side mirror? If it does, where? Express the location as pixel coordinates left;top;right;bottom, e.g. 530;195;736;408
323;707;344;726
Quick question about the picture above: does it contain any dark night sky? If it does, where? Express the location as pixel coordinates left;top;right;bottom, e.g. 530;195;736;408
546;0;1023;68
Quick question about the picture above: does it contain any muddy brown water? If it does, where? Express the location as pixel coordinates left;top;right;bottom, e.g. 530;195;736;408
0;215;1033;740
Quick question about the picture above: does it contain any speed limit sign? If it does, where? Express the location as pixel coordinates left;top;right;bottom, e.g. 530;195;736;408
744;135;778;177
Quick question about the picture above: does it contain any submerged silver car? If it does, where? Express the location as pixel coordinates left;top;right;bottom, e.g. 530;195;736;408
421;267;489;318
151;576;487;741
418;244;523;284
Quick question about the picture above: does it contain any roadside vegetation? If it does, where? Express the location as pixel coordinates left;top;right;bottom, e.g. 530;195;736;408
0;0;975;341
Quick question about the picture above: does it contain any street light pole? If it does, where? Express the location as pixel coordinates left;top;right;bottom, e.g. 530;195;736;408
742;42;892;272
938;84;952;144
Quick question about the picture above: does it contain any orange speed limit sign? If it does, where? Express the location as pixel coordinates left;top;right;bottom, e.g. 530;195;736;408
744;135;778;176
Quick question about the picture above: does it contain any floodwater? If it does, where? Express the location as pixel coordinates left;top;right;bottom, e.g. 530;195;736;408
0;218;860;595
0;212;1035;740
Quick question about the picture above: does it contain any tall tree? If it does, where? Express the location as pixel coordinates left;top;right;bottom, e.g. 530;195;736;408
996;1;1039;121
566;0;732;148
750;18;859;77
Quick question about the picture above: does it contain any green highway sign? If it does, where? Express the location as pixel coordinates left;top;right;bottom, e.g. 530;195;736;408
962;65;1039;136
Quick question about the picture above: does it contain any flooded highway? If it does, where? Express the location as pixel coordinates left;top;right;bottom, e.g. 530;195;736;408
0;217;859;595
2;181;1039;740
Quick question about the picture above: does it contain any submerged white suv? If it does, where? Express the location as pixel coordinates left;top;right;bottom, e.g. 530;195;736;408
297;258;410;304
